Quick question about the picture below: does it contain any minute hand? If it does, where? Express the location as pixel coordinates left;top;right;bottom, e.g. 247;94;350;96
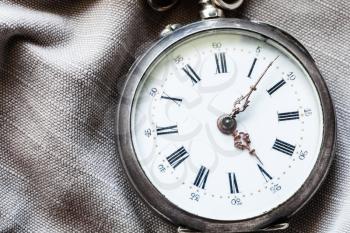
231;55;280;117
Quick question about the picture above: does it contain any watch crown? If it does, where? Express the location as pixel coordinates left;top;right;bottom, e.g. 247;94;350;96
160;24;182;38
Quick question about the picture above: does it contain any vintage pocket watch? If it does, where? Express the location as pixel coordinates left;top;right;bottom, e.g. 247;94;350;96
115;0;336;232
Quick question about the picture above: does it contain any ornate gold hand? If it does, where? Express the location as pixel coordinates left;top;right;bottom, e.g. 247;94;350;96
230;55;279;117
233;130;263;165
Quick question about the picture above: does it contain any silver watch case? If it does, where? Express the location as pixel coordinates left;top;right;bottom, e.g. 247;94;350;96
115;18;336;232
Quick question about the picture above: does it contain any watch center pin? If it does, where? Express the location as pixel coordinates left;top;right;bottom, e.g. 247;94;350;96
217;114;237;134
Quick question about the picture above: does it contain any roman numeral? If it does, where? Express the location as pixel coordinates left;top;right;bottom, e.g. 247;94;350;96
273;139;296;156
267;79;286;95
182;64;201;84
247;58;257;78
193;166;209;189
258;164;273;182
166;146;189;169
278;111;300;121
215;52;228;74
156;125;178;135
228;172;239;194
161;93;182;106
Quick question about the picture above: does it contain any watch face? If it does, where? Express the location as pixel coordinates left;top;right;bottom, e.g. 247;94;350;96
129;29;324;221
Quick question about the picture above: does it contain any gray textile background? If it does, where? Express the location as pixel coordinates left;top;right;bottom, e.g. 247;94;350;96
0;0;349;232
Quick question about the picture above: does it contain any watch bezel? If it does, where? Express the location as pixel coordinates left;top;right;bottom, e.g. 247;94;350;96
115;18;336;232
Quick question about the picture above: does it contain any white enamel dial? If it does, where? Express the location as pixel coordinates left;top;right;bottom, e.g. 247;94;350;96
130;30;324;221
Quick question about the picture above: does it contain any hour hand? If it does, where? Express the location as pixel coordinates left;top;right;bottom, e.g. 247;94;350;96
233;130;264;165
